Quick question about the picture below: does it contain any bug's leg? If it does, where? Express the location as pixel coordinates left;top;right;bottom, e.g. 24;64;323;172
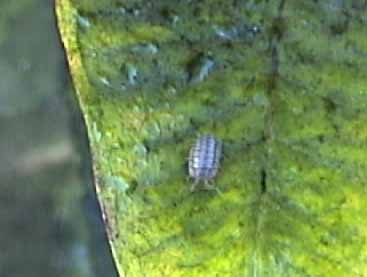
203;180;215;190
190;179;199;192
203;180;222;194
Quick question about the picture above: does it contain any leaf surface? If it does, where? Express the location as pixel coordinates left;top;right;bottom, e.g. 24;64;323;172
56;0;367;276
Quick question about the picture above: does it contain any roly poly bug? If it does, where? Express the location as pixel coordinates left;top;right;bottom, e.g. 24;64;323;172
188;134;222;191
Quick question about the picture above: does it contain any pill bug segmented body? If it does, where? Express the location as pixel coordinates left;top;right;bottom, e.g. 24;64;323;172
188;135;222;191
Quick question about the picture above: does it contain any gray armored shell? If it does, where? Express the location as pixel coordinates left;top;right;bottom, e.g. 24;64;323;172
188;135;222;182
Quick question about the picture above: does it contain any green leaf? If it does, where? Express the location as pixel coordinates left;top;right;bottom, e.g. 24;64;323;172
56;0;367;276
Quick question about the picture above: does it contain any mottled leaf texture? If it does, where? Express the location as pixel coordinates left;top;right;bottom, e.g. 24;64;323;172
56;0;367;276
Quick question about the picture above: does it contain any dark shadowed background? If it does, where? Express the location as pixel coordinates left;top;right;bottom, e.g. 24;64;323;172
0;1;117;276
